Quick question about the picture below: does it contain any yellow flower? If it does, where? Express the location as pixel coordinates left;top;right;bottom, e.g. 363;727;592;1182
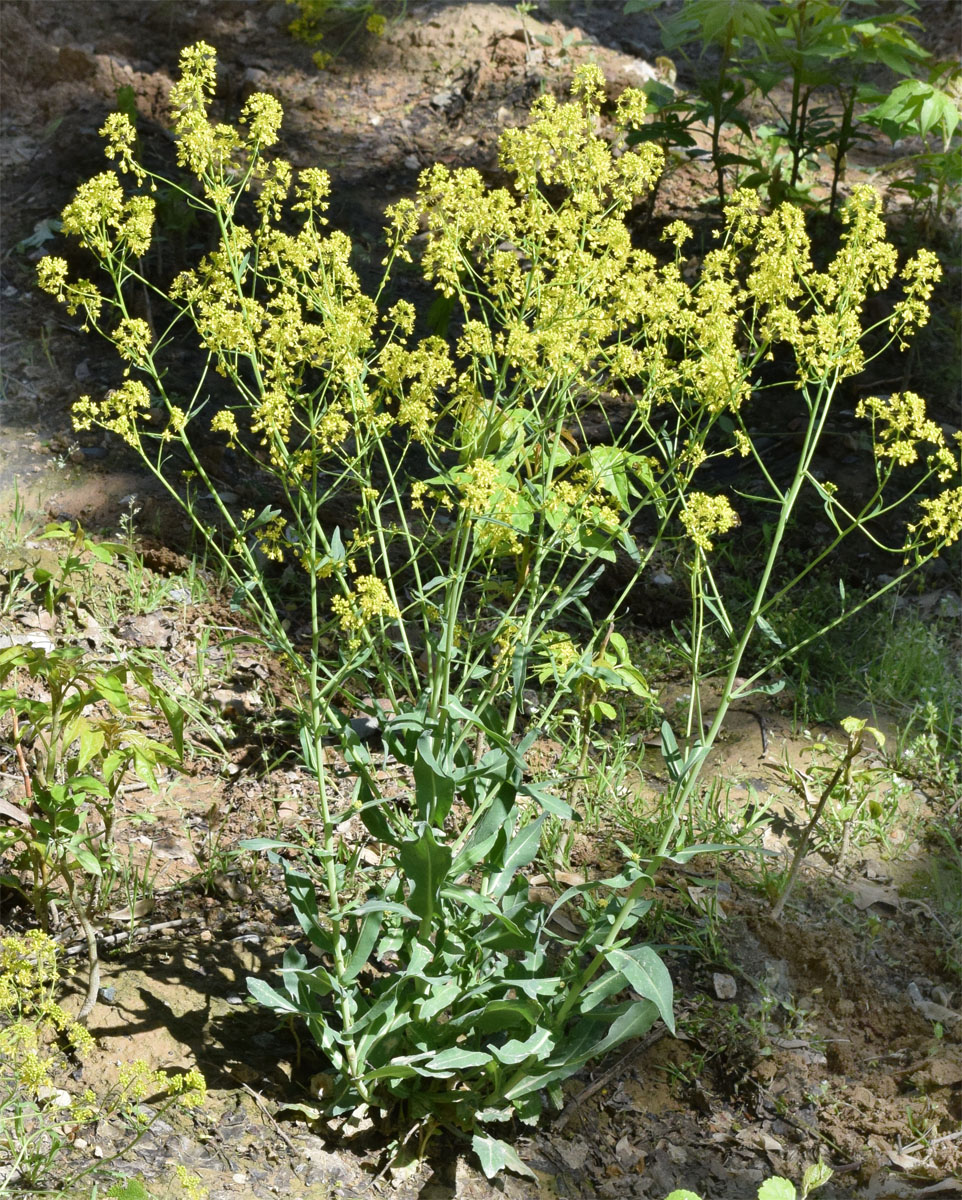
733;430;752;457
240;92;284;148
115;317;153;366
911;488;962;552
856;391;946;468
73;381;151;446
100;111;145;183
662;220;692;253
210;409;240;445
680;492;739;552
459;458;499;515
36;255;69;299
17;1049;54;1093
331;576;400;646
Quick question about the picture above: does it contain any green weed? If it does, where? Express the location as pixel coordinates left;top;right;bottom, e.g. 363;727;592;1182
665;1160;832;1198
0;643;184;1019
0;932;205;1194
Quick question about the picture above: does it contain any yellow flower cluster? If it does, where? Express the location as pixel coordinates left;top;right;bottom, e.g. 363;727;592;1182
0;932;94;1100
492;618;521;669
547;474;621;536
889;247;942;347
35;40;956;629
114;316;153;367
856;391;952;471
377;336;454;441
168;40;222;176
331;575;400;647
210;409;240;445
456;458;526;555
74;381;151;447
100;111;146;184
118;1059;207;1112
255;515;289;563
680;492;739;552
240;91;284;148
912;488;962;551
409;68;667;401
537;632;582;678
60;170;155;258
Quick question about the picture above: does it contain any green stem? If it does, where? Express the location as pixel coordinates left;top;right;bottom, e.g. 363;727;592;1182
771;732;860;921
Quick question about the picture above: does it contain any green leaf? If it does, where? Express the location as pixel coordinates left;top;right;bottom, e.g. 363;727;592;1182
659;721;684;783
488;814;544;899
586;445;631;510
88;541;122;564
344;898;417;921
491;1025;555;1064
731;677;785;700
426;1046;492;1071
148;682;185;761
342;908;382;983
758;1179;796;1200
398;825;452;926
413;731;457;825
579;968;631;1013
15;217;64;254
755;614;784;647
575;999;660;1066
93;670;132;713
417;978;461;1021
605;946;674;1033
664;1192;703;1200
105;1180;153;1200
67;774;109;798
361;1059;424;1082
72;846;103;876
451;789;511;873
472;996;542;1035
75;724;106;771
800;1161;833;1196
664;842;744;864
471;1134;537;1180
247;976;302;1014
520;779;573;818
475;1105;514;1123
357;777;396;844
283;866;326;946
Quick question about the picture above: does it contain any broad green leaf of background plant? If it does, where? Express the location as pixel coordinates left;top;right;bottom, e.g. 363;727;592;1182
472;1133;537;1180
758;1179;797;1200
865;78;961;144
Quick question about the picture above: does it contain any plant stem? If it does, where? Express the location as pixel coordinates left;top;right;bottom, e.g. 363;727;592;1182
770;763;842;922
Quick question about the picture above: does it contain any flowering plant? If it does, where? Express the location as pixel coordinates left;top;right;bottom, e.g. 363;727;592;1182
0;932;205;1192
35;42;959;1172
